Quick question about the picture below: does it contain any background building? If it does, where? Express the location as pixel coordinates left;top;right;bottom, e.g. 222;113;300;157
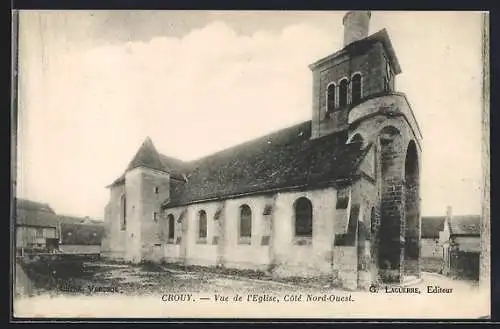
420;216;446;272
440;207;481;280
15;199;59;254
15;198;104;255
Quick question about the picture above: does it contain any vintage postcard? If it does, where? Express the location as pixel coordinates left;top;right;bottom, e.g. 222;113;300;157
11;10;490;319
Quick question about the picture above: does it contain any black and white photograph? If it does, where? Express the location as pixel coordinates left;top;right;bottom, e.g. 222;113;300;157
12;10;490;319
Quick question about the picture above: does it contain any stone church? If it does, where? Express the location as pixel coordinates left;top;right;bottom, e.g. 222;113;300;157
101;11;422;290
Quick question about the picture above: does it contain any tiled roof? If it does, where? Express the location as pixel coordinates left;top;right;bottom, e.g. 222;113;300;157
309;29;401;75
15;207;59;228
421;215;481;238
159;154;193;180
15;198;55;215
421;216;446;239
449;215;481;236
109;122;369;207
164;121;369;207
108;137;190;186
126;137;166;173
15;198;58;228
15;198;104;245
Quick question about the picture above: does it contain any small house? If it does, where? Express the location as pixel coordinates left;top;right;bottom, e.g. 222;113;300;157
58;216;104;254
440;207;481;280
420;215;446;272
15;198;59;254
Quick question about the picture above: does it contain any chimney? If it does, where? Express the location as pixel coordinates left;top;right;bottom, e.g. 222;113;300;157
446;206;453;219
342;11;371;47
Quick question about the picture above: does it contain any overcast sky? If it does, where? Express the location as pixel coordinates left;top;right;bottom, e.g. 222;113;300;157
16;11;485;219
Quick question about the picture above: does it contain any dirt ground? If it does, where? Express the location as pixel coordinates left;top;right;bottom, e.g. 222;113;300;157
15;256;480;297
15;257;315;297
14;257;488;319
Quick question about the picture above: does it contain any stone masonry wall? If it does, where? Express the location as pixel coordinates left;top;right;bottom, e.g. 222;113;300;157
312;42;387;138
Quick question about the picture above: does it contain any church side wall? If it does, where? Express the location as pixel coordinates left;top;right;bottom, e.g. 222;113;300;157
160;182;383;291
223;196;272;271
184;203;218;267
164;187;341;277
162;207;185;263
272;188;337;277
101;183;126;260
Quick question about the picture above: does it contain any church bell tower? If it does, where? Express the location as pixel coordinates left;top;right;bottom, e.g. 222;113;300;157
309;11;402;140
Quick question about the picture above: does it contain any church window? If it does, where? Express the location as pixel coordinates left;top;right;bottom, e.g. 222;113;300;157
198;210;207;242
153;212;159;222
120;194;126;231
326;83;336;112
154;186;159;194
294;197;313;237
350;133;364;144
339;78;349;108
351;73;362;104
239;204;252;244
167;214;175;240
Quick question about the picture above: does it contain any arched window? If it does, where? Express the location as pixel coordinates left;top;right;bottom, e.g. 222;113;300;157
327;83;336;112
167;214;175;240
239;204;252;238
120;195;126;231
350;133;364;144
198;210;207;240
294;197;313;237
351;73;362;104
339;78;349;108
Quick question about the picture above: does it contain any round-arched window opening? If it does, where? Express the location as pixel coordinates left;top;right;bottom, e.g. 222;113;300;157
350;133;364;145
351;73;362;104
294;197;313;237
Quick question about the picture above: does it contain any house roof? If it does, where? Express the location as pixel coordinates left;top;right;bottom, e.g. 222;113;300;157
163;121;369;208
421;216;446;239
60;222;104;245
15;199;104;244
15;198;59;228
421;214;481;238
15;198;55;214
449;215;481;236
